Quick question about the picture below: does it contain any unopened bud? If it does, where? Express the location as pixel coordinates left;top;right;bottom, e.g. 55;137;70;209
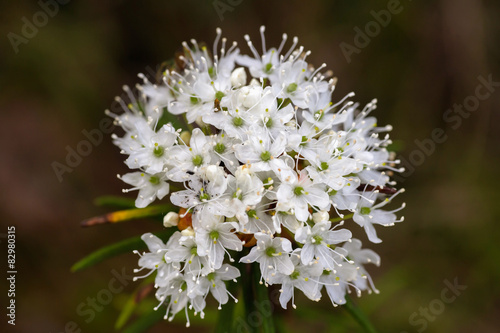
230;67;247;88
312;210;329;224
180;131;191;145
181;226;195;237
163;212;179;227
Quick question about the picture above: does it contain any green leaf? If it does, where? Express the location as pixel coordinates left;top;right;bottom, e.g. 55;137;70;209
93;196;136;209
71;228;175;272
115;278;155;330
82;204;175;227
343;295;378;333
115;294;136;330
122;307;165;333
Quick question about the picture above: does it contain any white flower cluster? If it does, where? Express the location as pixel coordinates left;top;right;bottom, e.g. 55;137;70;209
108;27;405;325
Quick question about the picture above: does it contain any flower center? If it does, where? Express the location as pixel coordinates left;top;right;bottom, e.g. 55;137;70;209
153;144;164;157
190;96;200;105
233;116;244;127
247;210;258;219
320;161;329;171
312;235;323;244
265;117;273;128
265;247;276;257
314;110;324;121
190;247;198;256
294;186;304;196
192;154;203;166
209;230;219;240
360;207;371;215
214;142;226;154
215;91;225;101
199;190;211;201
290;270;300;280
286;83;298;93
327;189;337;196
149;176;160;185
206;272;216;281
260;151;272;162
264;62;273;74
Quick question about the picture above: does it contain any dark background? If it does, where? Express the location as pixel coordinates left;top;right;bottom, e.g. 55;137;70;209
1;0;499;332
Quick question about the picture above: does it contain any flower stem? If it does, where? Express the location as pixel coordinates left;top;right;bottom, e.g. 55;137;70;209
330;213;354;223
214;278;238;333
252;263;275;333
343;295;378;333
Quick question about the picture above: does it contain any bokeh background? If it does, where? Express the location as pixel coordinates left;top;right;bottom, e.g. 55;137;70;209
1;0;499;332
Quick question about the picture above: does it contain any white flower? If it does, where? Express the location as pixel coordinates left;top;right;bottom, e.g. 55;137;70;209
194;214;243;270
342;239;381;294
165;232;211;277
268;251;323;309
295;221;352;271
107;27;406;322
234;128;292;178
237;26;297;80
125;122;177;174
120;171;170;208
196;264;240;308
240;233;294;282
167;128;212;182
230;67;247;88
276;169;329;222
163;212;179;227
169;172;230;217
225;168;264;224
133;233;177;288
353;189;405;243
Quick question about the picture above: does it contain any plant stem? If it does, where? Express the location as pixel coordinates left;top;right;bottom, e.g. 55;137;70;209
253;263;275;333
214;279;238;333
330;213;354;223
343;295;378;333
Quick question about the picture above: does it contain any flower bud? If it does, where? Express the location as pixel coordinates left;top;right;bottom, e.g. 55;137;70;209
180;226;195;237
230;67;247;88
163;212;179;227
312;210;329;224
180;131;191;145
237;85;262;108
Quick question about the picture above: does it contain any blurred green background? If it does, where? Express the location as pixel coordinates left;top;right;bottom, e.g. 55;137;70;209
1;0;499;332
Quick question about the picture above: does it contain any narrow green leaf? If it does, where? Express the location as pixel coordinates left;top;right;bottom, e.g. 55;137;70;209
71;228;175;272
115;278;155;330
82;204;175;227
93;196;136;209
115;295;136;330
122;308;165;333
343;295;378;333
